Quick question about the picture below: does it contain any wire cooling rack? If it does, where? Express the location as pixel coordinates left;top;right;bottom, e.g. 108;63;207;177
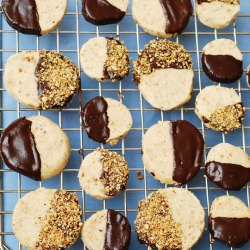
0;0;250;249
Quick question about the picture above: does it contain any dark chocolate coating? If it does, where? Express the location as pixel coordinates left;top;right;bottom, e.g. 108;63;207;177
81;96;110;143
202;54;243;83
171;120;204;185
159;0;192;34
1;0;41;35
104;210;131;250
0;117;41;181
209;216;250;247
82;0;125;25
205;161;250;190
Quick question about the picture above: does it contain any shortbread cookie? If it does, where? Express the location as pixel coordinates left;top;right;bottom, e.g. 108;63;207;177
209;195;250;247
80;37;130;82
143;120;204;185
196;0;240;29
206;143;250;190
133;39;194;110
4;50;80;110
81;96;132;145
78;148;129;199
13;188;82;249
1;0;67;35
82;0;128;25
195;86;245;132
0;116;70;181
135;188;205;250
202;39;243;83
132;0;192;38
247;64;250;87
82;209;131;250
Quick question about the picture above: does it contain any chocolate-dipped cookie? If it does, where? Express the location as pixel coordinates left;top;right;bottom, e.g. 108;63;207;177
195;86;245;132
81;96;132;145
1;0;67;35
205;143;250;190
4;50;80;110
142;120;204;185
133;39;194;110
247;64;250;87
132;0;192;38
135;188;205;250
78;148;129;199
82;0;128;25
0;116;70;181
209;195;250;247
196;0;240;29
80;37;130;82
13;188;82;249
202;39;243;83
82;209;131;250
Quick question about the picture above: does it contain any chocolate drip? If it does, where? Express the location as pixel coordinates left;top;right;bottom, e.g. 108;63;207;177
0;117;41;181
82;0;125;25
1;0;41;35
205;161;250;190
81;96;110;143
104;210;131;250
159;0;192;34
202;54;243;83
209;216;250;247
171;120;204;185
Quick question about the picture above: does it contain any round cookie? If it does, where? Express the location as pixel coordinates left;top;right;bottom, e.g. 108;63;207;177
4;50;80;110
135;188;205;250
209;195;250;247
132;0;192;38
81;96;133;145
0;116;70;181
196;0;240;29
133;39;194;110
202;39;243;83
78;148;129;199
82;209;131;250
195;86;245;132
142;120;204;185
247;64;250;87
80;37;130;82
1;0;67;35
82;0;128;25
205;143;250;190
13;188;82;249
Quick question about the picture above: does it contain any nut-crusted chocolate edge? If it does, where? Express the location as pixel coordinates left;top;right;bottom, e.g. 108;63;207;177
197;0;239;5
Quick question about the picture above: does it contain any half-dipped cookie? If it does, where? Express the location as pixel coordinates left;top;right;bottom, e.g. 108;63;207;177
247;64;250;87
135;188;205;250
0;116;70;181
132;0;192;38
195;86;245;132
78;148;129;199
80;37;130;82
142;120;204;185
209;195;250;247
13;188;82;249
81;96;132;145
4;50;80;110
82;0;128;25
196;0;240;29
202;39;243;83
205;143;250;190
82;209;131;250
133;39;194;110
1;0;67;35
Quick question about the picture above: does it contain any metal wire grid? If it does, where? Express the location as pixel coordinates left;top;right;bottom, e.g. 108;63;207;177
0;0;249;249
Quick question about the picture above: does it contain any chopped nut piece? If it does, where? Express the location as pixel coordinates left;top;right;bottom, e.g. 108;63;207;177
137;171;143;180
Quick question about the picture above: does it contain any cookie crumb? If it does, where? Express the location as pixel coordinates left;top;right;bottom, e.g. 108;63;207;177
137;171;143;180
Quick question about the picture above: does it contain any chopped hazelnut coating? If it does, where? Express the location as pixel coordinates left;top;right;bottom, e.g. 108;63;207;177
98;148;129;196
104;39;130;81
135;191;183;250
133;39;193;83
35;190;82;250
36;50;80;110
201;0;239;4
